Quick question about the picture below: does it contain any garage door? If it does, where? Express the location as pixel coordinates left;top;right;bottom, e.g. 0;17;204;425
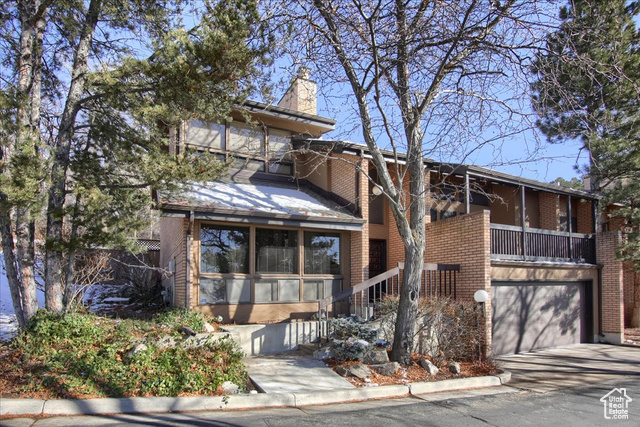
491;282;592;356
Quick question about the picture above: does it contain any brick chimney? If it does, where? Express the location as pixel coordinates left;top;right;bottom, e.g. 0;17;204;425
277;66;317;115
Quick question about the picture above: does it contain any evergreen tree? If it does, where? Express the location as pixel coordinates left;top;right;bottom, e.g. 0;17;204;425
531;0;640;326
0;0;271;325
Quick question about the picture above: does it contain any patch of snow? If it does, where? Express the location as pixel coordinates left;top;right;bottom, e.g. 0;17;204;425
174;182;349;218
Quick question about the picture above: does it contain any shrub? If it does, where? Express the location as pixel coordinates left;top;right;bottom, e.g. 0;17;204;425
6;309;243;398
377;296;481;364
328;316;379;361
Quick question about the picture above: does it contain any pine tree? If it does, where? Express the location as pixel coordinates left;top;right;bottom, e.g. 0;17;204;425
531;0;640;326
0;0;271;325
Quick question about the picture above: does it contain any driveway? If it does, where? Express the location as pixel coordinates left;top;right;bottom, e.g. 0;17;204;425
496;343;640;393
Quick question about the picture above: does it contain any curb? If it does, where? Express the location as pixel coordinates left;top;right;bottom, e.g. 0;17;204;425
0;370;511;417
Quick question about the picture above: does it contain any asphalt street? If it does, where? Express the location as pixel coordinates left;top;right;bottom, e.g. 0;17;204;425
2;375;637;427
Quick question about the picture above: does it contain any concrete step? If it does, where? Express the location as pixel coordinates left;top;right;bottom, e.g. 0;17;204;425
298;343;320;355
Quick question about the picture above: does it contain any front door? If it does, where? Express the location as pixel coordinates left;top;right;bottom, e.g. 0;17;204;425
369;240;387;300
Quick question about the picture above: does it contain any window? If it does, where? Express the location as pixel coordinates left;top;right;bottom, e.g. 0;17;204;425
201;225;249;274
304;232;341;275
187;120;225;150
303;279;342;301
440;210;458;220
470;190;491;207
255;229;298;274
229;122;264;155
255;279;300;302
368;169;384;224
559;216;578;232
268;129;292;160
232;157;265;172
200;278;250;304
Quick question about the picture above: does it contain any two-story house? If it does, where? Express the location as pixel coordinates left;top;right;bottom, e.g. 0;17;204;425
158;71;626;356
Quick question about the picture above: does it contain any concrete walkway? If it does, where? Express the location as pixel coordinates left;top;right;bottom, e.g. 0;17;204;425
244;352;355;393
497;343;640;393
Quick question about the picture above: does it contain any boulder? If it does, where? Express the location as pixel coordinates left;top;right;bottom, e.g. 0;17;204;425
420;358;439;375
221;381;240;394
449;361;461;375
155;335;177;350
363;349;389;364
180;326;197;336
203;322;216;333
335;364;371;379
181;333;216;349
313;345;335;360
370;362;400;377
125;343;148;359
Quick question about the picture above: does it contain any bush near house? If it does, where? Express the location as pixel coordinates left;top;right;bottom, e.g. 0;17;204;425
0;309;246;399
378;296;482;364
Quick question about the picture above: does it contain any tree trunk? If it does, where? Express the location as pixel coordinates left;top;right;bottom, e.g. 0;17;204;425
45;0;101;313
0;0;47;328
0;215;30;328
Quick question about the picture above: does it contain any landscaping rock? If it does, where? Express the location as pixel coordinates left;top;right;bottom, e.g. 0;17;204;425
180;326;197;336
363;349;389;364
335;364;371;379
203;322;215;333
125;343;147;359
449;361;461;374
181;333;216;349
313;345;335;360
221;381;240;394
370;362;400;376
420;358;439;375
155;335;177;350
335;366;349;377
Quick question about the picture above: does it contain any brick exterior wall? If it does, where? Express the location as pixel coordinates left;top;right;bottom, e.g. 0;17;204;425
623;263;638;326
539;192;559;231
330;154;359;208
597;231;625;343
160;217;188;308
576;199;594;234
425;210;493;349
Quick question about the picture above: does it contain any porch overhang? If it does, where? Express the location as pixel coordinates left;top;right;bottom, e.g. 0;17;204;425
159;180;365;232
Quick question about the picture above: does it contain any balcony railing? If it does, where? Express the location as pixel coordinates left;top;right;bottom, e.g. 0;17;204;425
490;224;596;264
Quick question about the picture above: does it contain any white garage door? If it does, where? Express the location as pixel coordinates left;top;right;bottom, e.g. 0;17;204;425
491;282;590;356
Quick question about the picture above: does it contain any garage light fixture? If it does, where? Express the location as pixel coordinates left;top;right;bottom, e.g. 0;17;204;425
474;289;489;303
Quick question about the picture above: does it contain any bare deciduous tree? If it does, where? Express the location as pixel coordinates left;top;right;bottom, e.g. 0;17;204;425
266;0;555;363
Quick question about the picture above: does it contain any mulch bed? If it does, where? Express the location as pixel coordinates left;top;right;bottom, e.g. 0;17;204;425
325;353;497;387
624;328;640;346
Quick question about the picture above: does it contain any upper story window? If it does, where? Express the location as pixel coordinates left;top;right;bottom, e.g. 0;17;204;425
184;120;293;176
229;122;265;155
187;120;225;150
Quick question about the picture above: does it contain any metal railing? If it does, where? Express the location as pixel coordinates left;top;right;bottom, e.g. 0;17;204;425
316;263;460;322
490;224;596;263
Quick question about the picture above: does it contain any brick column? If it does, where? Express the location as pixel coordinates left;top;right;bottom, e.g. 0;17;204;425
597;231;624;344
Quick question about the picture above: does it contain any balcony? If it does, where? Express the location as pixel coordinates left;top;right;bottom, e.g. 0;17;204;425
490;224;596;264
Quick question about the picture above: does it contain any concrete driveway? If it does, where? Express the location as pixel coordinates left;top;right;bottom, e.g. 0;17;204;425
496;343;640;393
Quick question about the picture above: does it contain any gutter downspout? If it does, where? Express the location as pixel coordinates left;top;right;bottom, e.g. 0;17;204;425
185;210;194;309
